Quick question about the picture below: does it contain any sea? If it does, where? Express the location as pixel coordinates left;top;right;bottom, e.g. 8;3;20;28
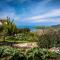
17;25;37;32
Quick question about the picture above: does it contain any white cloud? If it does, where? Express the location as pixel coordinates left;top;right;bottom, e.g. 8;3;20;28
30;18;60;23
43;9;60;17
31;19;48;22
0;0;53;21
24;9;60;20
0;7;60;24
20;8;60;23
47;18;60;23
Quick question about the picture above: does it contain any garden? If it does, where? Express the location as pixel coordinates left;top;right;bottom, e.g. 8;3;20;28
0;18;60;60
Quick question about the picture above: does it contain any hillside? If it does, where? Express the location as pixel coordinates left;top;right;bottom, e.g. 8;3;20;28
51;24;60;28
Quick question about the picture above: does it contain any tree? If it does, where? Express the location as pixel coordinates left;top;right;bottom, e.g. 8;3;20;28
17;28;30;33
3;18;17;36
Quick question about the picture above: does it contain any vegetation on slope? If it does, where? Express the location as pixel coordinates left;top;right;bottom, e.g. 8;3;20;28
0;46;59;60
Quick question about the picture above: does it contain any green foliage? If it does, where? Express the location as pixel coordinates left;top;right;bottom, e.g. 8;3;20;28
10;52;26;60
0;46;26;60
5;36;17;41
26;48;59;60
0;25;3;32
0;46;19;57
0;46;59;60
13;33;38;42
17;28;30;33
2;19;17;35
38;29;60;48
0;32;38;42
0;18;32;42
34;26;50;29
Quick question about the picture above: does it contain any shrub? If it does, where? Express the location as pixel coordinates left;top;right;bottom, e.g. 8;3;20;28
5;36;16;41
38;29;60;48
0;46;59;60
10;52;26;60
0;46;26;60
14;33;38;42
26;48;58;60
17;28;30;33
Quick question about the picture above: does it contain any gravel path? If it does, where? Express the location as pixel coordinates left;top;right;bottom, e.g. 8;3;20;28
13;42;38;48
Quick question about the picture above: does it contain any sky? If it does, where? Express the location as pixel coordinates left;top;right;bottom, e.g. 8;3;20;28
0;0;60;27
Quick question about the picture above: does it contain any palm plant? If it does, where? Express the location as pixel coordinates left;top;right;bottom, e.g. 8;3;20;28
0;18;17;42
3;18;17;36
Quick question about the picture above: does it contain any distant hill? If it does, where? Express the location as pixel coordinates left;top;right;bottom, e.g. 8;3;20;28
51;24;60;28
33;26;50;29
33;24;60;29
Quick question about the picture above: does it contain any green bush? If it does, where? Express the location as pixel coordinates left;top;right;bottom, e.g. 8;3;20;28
0;46;59;60
38;29;60;48
5;36;16;41
10;53;26;60
17;28;30;33
26;48;58;60
13;33;38;42
0;46;26;60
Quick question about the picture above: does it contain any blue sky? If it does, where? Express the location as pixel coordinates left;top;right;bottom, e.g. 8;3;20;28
0;0;60;27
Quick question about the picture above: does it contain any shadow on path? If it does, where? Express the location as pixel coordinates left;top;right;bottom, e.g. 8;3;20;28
0;42;18;46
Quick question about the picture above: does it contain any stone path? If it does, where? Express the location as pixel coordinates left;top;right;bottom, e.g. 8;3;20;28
13;42;37;48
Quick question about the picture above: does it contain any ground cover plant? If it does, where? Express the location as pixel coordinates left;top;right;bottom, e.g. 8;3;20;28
0;46;59;60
